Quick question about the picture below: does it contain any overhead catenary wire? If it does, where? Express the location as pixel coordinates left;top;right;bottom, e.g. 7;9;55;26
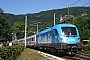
83;1;90;6
59;0;69;8
71;0;81;7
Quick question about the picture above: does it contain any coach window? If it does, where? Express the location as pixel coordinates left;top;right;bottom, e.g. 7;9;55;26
33;37;35;41
32;37;35;41
54;29;58;35
32;38;33;41
30;38;31;41
26;39;28;42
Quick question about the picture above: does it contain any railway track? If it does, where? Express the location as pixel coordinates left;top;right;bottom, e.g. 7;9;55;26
62;53;90;60
38;51;90;60
30;48;90;60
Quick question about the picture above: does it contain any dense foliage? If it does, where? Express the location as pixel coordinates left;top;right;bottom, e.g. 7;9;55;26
4;7;90;26
0;44;24;60
12;22;35;39
0;9;12;42
71;16;90;40
82;40;90;54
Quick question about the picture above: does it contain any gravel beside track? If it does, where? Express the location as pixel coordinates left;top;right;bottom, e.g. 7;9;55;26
38;51;65;60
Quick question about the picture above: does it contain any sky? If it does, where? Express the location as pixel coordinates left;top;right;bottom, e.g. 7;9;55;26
0;0;90;15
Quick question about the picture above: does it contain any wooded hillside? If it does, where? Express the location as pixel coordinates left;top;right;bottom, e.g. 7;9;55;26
0;6;90;41
3;7;90;26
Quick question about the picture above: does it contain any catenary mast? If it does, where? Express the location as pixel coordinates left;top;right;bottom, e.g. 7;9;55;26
25;15;27;47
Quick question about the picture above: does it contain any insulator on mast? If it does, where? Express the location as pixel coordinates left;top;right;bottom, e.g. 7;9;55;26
59;15;65;23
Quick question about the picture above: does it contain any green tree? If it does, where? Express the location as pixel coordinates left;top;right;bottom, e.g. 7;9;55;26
27;26;35;36
12;22;25;39
0;8;4;14
39;23;50;32
12;22;35;39
72;16;90;40
0;10;12;42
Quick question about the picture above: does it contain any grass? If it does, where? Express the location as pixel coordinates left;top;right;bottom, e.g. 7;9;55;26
16;48;46;60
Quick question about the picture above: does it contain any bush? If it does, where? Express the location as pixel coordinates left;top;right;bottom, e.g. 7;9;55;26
83;40;90;51
0;44;24;60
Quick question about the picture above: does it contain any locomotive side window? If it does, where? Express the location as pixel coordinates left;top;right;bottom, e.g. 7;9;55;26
48;33;50;39
54;29;58;35
61;27;77;36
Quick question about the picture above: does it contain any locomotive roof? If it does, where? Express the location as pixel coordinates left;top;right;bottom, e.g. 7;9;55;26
37;23;76;35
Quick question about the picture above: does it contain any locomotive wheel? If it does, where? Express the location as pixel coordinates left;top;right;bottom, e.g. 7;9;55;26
50;48;56;54
44;47;47;50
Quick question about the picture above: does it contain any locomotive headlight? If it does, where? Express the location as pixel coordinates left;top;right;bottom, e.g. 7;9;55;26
61;38;64;42
78;38;81;43
61;38;66;43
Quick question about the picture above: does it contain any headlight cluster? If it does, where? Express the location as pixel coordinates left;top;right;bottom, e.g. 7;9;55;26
78;38;81;43
61;38;66;43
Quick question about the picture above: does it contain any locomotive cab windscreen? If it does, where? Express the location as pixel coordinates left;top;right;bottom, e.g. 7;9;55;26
62;27;77;36
61;27;80;44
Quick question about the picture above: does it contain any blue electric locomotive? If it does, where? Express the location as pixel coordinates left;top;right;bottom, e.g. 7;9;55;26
36;23;82;54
